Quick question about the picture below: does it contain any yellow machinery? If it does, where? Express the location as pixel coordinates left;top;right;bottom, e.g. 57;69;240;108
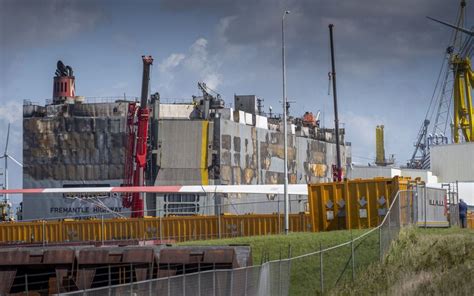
307;177;412;232
375;125;394;166
375;125;385;165
452;55;473;143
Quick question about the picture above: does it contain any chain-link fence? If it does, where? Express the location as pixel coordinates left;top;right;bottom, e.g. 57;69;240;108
60;189;414;296
57;261;290;296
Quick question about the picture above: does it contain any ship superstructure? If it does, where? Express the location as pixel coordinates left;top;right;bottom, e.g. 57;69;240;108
22;60;350;220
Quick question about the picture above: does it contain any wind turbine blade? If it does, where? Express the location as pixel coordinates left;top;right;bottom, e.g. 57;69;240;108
4;123;10;154
427;16;474;36
7;154;23;167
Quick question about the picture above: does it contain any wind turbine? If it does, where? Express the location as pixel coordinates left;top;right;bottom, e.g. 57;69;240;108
0;123;23;219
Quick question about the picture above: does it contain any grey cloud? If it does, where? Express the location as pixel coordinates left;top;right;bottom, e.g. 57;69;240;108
0;0;103;100
161;0;461;65
160;0;239;13
0;0;103;49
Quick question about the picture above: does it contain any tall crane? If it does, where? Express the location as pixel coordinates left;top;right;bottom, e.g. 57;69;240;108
452;55;473;142
408;0;473;168
123;56;153;218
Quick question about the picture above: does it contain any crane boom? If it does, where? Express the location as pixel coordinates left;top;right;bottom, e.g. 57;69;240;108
123;56;153;218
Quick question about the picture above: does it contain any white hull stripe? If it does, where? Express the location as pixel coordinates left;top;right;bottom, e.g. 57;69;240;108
0;185;308;196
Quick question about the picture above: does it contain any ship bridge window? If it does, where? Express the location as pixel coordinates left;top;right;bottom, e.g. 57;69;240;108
163;194;200;215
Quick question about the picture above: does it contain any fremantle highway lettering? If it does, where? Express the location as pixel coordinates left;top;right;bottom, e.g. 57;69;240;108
50;207;124;214
49;191;124;215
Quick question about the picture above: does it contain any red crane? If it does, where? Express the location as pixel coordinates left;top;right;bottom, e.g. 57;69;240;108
123;56;153;218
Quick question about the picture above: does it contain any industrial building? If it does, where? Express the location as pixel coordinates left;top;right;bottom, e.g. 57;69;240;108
21;61;351;220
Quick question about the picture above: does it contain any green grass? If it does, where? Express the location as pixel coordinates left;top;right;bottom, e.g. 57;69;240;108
334;227;474;296
178;227;474;295
178;229;378;295
178;230;367;263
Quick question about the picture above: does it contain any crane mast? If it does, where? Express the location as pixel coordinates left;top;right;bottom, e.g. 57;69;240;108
408;0;472;168
452;56;473;143
123;56;153;218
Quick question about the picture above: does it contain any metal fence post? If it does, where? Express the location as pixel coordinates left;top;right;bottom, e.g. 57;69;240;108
379;225;382;262
108;265;112;296
42;220;46;247
167;263;171;296
319;243;324;294
148;268;153;296
388;207;392;241
408;191;411;224
182;263;186;296
213;263;217;296
101;215;105;245
25;274;29;296
218;209;222;239
198;262;201;296
287;245;292;295
130;263;133;296
244;267;248;296
351;232;355;281
424;187;427;228
230;269;234;296
278;248;282;296
159;209;163;242
56;271;60;295
398;191;402;228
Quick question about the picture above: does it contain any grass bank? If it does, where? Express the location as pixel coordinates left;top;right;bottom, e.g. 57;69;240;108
179;229;379;295
335;227;474;295
179;228;473;295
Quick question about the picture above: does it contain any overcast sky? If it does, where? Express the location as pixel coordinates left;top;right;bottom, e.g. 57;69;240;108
0;0;471;203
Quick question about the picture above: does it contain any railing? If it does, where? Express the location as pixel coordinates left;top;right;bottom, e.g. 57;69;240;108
0;199;313;245
61;190;415;296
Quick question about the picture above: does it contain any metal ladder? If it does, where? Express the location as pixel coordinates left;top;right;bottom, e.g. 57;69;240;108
441;182;459;226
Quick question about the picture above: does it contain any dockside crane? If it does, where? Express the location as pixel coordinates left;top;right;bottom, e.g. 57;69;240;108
452;55;473;143
123;56;154;218
408;0;473;168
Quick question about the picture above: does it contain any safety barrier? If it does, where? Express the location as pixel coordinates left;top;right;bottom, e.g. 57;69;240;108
307;177;412;232
0;213;312;244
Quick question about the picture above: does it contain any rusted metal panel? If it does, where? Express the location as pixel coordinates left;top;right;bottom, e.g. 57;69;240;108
202;249;236;265
0;245;252;294
0;270;16;295
77;249;110;264
159;249;192;264
122;248;154;263
0;250;30;265
43;249;75;264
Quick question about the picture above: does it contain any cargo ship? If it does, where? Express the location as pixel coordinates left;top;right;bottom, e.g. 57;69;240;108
21;60;351;220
